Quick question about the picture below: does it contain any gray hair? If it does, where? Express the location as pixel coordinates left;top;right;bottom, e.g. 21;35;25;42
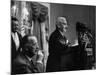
56;17;67;28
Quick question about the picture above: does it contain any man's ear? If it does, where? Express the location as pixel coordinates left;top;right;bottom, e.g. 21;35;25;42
57;23;61;29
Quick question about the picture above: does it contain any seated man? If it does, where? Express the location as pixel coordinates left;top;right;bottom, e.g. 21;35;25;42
12;35;44;74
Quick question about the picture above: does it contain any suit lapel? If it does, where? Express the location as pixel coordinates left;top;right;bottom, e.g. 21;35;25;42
11;35;16;50
23;54;35;72
57;29;67;43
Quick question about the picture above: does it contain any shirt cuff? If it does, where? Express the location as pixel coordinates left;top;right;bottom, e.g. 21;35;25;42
36;61;43;64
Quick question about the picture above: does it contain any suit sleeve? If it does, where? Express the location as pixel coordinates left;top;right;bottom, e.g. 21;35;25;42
32;62;44;73
55;37;68;53
12;61;32;74
17;33;23;52
49;35;68;54
54;37;75;54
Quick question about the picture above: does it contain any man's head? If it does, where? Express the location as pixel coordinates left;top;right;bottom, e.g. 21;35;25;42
11;17;19;33
22;35;39;57
56;17;68;32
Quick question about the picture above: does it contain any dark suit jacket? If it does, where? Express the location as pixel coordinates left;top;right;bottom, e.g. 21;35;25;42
11;32;22;60
12;53;44;74
46;29;71;72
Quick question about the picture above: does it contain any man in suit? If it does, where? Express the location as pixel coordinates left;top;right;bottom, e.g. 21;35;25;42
11;17;22;60
12;35;44;74
46;17;72;72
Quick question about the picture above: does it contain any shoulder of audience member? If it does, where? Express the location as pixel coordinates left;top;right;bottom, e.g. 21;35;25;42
13;54;27;65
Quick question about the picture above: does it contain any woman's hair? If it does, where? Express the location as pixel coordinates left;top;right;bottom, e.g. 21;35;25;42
76;22;87;32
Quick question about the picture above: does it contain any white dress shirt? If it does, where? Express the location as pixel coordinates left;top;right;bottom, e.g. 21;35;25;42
11;32;20;51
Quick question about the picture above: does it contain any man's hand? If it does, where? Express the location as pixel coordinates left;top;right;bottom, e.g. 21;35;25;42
36;50;44;64
65;40;71;46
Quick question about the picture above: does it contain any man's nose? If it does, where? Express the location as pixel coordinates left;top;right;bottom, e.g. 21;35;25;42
36;45;39;49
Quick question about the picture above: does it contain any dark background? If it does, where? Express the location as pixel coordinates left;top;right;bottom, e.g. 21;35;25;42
50;3;96;44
